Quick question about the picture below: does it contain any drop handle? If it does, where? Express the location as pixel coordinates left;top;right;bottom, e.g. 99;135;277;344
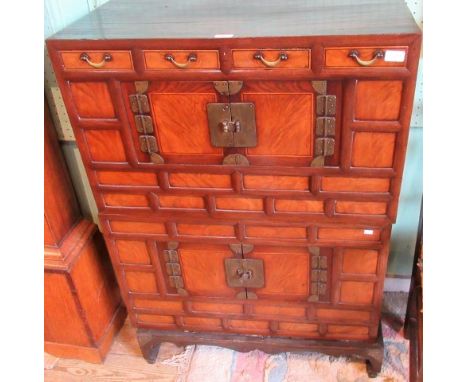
165;52;197;68
253;52;288;67
348;49;384;66
80;52;112;68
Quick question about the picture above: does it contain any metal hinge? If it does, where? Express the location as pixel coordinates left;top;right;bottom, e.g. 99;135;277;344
213;81;243;96
129;94;150;114
308;246;329;302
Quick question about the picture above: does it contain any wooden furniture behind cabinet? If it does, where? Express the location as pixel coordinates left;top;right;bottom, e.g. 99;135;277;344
47;0;421;376
44;98;126;363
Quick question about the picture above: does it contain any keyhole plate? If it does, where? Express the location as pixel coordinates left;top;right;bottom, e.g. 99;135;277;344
224;258;264;288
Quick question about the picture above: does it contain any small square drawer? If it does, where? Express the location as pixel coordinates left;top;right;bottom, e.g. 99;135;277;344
325;46;408;68
60;50;134;70
143;50;220;70
232;49;310;69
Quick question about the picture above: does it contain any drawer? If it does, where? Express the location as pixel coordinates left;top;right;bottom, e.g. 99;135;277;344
60;50;134;70
143;50;220;70
325;46;408;68
232;49;310;69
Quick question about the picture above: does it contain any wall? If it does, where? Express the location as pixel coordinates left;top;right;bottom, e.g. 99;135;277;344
44;0;423;279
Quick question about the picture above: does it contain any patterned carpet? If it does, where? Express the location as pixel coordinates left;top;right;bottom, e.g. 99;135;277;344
155;292;410;382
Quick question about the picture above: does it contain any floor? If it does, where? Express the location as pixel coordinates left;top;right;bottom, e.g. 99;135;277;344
45;292;409;381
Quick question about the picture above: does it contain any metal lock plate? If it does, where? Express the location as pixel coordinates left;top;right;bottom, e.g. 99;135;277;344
135;115;154;133
207;103;257;147
225;258;264;288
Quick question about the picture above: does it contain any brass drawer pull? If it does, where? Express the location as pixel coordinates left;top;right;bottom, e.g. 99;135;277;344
348;49;384;66
164;52;197;68
253;52;288;67
79;52;112;68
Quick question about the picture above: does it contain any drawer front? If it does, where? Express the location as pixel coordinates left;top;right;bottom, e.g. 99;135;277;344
232;49;310;69
325;46;408;68
143;50;220;70
60;50;133;70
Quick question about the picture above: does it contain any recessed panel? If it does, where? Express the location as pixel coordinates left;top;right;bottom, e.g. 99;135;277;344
97;171;158;186
321;177;390;193
342;249;379;274
103;193;150;208
169;173;232;189
70;82;115;118
355;81;403;120
340;281;374;305
125;271;158;293
116;240;151;265
158;195;205;209
352;132;396;168
215;197;264;212
335;201;387;215
110;221;166;235
244;175;309;191
275;199;324;213
84;130;127;162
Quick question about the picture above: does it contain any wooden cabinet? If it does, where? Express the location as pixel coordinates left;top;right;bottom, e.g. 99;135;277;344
47;0;421;376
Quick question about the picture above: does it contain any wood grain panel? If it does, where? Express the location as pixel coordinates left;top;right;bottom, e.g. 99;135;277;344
340;281;374;305
229;319;270;332
316;309;371;321
327;325;369;335
325;47;408;67
232;49;310;69
45;273;91;346
150;93;222;156
84;130;127;162
137;314;175;325
158;195;205;209
116;240;151;265
249;247;309;298
191;302;243;314
133;299;184;313
254;305;305;317
318;228;381;242
169;173;232;189
110;221;166;235
244;175;309;191
243;93;313;157
215;197;264;211
97;171;158;186
144;50;219;69
61;50;133;70
355;81;403;120
125;271;158;293
183;317;222;328
342;249;379;274
278;322;318;332
178;244;236;297
177;224;235;237
352;132;396;168
275;199;324;213
246;226;307;239
321;177;390;192
103;193;150;207
70;82;115;118
335;201;387;215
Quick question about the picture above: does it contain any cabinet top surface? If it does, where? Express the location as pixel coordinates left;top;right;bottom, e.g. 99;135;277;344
48;0;420;41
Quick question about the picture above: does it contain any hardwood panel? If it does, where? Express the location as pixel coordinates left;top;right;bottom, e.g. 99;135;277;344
321;177;390;192
318;228;381;242
243;93;313;157
44;218;56;246
125;271;158;293
44;273;91;347
246;226;307;239
110;221;166;235
335;201;387;215
158;195;205;209
178;244;236;297
229;319;270;332
278;322;318;332
316;309;371;321
183;317;222;328
103;193;150;207
84;130;127;162
232;49;310;69
150;93;222;156
352;132;396;168
215;197;264;212
355;81;403;120
61;50;133;70
97;171;158;186
249;247;309;298
327;325;369;335
133;299;184;313
340;281;374;305
275;199;324;213
244;175;309;191
116;240;151;265
169;173;232;189
325;47;408;67
177;224;235;237
191;302;243;314
254;305;305;317
70;82;115;118
137;314;175;325
144;50;219;69
342;249;379;274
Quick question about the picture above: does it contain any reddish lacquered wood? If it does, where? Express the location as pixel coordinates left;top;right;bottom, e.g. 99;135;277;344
144;50;220;70
232;49;310;69
61;50;134;71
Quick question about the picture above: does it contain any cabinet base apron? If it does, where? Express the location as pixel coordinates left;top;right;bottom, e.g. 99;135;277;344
137;322;384;378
